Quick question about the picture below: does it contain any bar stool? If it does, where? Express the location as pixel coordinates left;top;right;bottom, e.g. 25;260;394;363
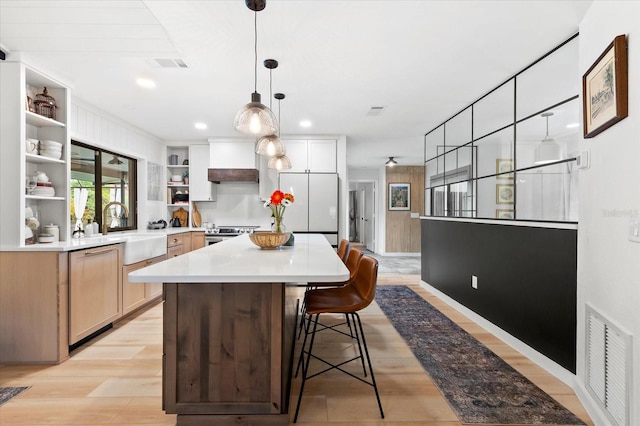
293;255;384;422
297;247;363;339
336;238;350;261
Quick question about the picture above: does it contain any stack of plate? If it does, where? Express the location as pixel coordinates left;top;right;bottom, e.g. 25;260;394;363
32;181;55;197
39;140;63;159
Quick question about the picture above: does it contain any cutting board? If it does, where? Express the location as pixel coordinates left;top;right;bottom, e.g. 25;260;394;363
172;207;188;228
192;202;202;228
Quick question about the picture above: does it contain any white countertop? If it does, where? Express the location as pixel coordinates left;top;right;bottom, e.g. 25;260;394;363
1;227;203;252
129;234;349;284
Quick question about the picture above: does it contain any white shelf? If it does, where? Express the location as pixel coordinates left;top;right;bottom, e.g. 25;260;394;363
25;153;65;164
167;183;188;187
167;165;188;168
25;195;66;201
25;110;65;128
167;203;190;207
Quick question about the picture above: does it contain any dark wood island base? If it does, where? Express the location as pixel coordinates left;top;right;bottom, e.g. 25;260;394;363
163;282;299;425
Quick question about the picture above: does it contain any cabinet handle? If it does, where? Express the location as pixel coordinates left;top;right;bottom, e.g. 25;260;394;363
172;238;179;243
84;247;116;256
145;260;154;265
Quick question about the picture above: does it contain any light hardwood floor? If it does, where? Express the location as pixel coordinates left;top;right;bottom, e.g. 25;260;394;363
0;274;593;425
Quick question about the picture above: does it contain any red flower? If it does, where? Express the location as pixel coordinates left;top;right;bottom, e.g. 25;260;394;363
270;190;285;205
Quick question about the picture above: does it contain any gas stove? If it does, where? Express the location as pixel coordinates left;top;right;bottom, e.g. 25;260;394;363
204;226;260;236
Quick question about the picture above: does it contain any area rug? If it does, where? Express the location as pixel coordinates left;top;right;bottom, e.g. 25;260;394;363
0;386;29;406
375;286;585;425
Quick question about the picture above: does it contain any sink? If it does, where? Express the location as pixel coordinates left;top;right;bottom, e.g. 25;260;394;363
120;233;168;265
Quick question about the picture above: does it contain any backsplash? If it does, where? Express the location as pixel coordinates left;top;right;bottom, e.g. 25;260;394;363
194;182;272;228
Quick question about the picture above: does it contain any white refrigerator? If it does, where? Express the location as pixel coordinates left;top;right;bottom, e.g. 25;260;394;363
278;173;338;244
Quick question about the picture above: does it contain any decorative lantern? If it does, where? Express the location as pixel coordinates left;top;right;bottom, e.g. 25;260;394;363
34;87;57;120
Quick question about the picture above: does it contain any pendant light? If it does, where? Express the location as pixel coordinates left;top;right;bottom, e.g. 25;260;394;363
534;112;561;165
268;93;292;170
233;0;278;137
385;157;398;167
256;59;286;156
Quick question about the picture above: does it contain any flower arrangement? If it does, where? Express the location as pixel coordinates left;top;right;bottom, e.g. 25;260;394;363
264;189;294;233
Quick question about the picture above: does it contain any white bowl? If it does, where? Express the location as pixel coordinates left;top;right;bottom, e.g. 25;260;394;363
40;151;62;159
171;174;183;182
40;140;62;149
38;234;55;243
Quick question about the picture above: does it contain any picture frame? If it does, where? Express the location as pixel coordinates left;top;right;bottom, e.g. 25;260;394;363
496;184;514;204
582;34;628;138
496;209;514;219
389;183;410;210
495;158;514;180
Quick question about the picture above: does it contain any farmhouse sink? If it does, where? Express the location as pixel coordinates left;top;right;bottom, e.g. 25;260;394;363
119;233;167;265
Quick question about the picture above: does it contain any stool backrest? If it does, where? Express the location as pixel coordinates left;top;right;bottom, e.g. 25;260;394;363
337;239;350;262
345;248;363;281
351;255;379;310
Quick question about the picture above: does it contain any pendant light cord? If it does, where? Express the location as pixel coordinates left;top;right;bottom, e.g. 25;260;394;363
254;10;258;93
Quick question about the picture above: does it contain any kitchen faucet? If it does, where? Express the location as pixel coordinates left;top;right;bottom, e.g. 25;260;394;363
102;201;129;235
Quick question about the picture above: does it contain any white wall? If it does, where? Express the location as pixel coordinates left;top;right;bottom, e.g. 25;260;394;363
70;99;167;227
577;2;640;424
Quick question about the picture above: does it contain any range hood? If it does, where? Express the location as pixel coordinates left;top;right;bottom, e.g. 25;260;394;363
208;168;259;184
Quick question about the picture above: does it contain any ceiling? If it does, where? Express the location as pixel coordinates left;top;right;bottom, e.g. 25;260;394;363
0;0;591;168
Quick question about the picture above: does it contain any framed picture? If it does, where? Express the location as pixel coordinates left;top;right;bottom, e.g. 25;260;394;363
495;158;514;180
496;184;514;204
582;34;628;138
496;209;514;219
389;183;410;210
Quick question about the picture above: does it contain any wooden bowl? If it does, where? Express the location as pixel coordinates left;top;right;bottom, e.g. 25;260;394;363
249;231;291;249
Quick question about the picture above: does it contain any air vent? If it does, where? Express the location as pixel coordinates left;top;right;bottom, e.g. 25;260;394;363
586;304;632;426
154;58;188;68
367;106;385;116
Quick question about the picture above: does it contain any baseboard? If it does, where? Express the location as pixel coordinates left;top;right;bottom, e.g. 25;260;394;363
573;381;611;426
380;252;421;257
419;280;576;387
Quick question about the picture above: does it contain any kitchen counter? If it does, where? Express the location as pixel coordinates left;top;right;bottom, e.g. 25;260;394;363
0;227;205;252
129;233;348;283
129;233;347;425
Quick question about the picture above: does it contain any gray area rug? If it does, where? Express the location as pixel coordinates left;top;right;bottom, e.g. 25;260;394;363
0;386;29;406
375;286;584;425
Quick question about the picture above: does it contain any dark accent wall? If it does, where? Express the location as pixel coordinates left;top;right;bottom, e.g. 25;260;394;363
421;219;577;372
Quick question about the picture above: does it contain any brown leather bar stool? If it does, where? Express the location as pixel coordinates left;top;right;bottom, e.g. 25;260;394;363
293;255;384;422
336;238;350;261
297;247;363;340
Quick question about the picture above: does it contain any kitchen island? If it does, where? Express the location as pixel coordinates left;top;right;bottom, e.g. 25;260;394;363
128;234;349;426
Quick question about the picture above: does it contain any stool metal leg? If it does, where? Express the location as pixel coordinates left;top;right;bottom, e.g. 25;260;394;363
354;312;384;419
294;314;320;423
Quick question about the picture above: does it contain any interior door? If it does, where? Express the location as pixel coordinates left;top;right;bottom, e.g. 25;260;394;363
363;182;375;252
357;188;366;245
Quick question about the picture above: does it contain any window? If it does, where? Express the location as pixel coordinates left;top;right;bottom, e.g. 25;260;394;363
70;141;137;233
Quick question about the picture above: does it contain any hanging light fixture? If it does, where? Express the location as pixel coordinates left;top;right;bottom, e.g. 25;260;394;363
268;93;292;170
233;0;278;137
534;112;562;165
385;157;398;167
256;59;286;156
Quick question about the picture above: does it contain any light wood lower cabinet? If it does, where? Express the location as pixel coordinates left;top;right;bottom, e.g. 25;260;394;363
167;231;192;257
122;254;166;315
191;231;205;250
69;245;122;345
0;251;69;364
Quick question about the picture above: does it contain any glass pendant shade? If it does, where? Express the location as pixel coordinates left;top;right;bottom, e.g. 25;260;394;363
535;136;562;164
256;134;286;156
234;92;278;137
268;154;292;170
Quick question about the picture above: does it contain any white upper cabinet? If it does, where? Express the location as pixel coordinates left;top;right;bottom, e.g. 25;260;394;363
285;139;336;173
189;144;216;201
209;140;256;169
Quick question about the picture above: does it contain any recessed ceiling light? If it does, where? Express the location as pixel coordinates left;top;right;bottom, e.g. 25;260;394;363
136;78;156;89
194;122;207;130
299;120;312;128
566;122;579;129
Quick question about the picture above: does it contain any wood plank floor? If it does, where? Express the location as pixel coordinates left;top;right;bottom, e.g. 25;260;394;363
0;273;593;425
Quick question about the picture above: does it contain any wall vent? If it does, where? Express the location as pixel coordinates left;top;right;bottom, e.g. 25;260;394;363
154;58;188;68
585;304;632;426
366;106;385;116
